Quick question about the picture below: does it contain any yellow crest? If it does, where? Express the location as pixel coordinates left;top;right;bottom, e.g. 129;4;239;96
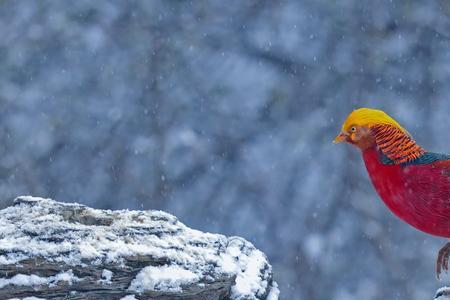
340;108;408;133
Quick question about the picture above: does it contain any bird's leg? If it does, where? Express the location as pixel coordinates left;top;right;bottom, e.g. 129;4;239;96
437;242;450;280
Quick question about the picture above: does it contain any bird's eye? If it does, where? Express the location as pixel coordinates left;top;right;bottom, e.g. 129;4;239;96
350;126;356;132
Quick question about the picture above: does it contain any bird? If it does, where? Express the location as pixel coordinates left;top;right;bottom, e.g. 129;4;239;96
334;108;450;279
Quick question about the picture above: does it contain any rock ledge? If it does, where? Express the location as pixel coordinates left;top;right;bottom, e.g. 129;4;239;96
0;196;279;300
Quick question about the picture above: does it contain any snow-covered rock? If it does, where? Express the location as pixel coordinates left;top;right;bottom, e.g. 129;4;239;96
0;196;278;300
435;287;450;299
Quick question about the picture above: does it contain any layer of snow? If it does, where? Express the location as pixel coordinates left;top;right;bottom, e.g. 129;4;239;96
267;282;280;300
228;239;273;298
435;286;450;299
120;296;138;300
129;265;200;293
97;269;113;285
0;196;278;299
0;270;79;289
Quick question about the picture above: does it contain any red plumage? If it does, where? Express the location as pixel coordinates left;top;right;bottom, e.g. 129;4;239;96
363;148;450;238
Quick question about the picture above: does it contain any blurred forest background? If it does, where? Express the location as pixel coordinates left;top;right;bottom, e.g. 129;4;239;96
0;1;450;299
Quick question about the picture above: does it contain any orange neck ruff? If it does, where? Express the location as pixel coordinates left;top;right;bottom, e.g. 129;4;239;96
370;124;426;165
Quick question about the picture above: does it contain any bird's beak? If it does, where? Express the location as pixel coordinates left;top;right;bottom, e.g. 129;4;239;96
333;132;347;144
